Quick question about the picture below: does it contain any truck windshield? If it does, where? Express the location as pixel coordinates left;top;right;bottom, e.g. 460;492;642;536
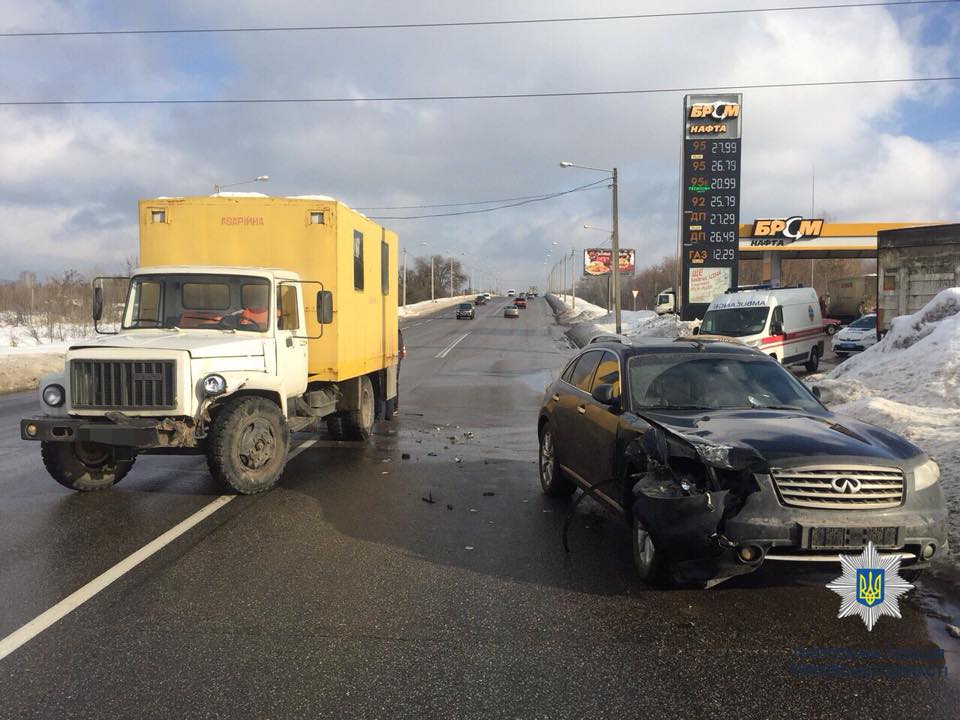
628;355;822;412
699;306;770;337
124;274;272;332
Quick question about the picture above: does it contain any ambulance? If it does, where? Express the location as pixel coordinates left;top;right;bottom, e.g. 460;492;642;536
696;286;825;372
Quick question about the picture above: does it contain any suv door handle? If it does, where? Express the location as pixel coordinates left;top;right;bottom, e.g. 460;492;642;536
577;405;586;414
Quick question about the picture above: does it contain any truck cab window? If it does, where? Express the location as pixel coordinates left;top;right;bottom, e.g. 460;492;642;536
354;230;364;291
240;283;270;330
277;284;300;331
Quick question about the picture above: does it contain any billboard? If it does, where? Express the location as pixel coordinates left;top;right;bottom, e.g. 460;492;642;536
583;248;635;276
680;93;742;320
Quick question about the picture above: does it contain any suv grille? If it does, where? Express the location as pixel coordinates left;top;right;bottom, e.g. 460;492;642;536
71;360;176;410
770;466;904;509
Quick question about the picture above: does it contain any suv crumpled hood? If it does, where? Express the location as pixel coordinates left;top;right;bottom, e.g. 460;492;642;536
69;331;267;358
638;408;922;466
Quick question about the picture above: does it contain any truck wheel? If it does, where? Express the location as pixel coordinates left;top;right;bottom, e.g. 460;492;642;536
341;376;376;440
207;396;289;494
805;346;820;373
41;441;135;491
539;423;576;497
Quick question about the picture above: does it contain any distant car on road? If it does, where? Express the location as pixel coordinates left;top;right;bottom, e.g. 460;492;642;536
514;297;527;309
504;305;520;318
832;313;877;358
474;295;488;306
823;318;842;335
456;302;475;320
483;293;492;300
537;337;945;586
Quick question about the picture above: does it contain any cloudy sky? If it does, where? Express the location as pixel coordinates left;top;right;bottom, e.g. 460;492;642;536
1;0;959;289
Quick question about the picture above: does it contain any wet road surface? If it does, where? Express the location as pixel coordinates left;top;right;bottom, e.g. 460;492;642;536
0;297;957;718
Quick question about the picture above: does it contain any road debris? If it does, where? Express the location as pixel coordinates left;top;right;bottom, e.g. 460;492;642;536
422;492;436;504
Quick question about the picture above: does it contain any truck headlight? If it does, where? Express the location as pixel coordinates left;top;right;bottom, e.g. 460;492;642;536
42;384;65;407
202;374;227;396
914;459;941;491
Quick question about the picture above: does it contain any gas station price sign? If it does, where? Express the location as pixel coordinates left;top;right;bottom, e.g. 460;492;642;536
680;93;742;320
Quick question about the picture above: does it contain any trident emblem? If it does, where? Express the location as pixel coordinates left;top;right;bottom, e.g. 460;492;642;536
856;569;884;607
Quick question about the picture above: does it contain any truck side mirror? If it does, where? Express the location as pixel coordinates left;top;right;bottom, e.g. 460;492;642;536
317;290;333;324
771;322;783;336
93;286;104;322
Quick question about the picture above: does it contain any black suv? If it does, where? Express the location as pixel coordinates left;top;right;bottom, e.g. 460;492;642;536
537;338;947;586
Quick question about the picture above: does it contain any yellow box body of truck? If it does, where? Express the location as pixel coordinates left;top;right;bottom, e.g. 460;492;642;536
138;195;399;382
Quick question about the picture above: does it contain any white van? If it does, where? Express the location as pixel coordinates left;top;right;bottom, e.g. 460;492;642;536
655;288;676;315
697;286;825;371
507;289;516;297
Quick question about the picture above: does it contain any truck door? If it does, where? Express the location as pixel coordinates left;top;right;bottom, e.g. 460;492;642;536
276;283;309;399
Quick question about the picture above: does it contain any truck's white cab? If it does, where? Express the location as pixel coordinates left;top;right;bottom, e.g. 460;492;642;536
698;286;825;371
655;288;676;315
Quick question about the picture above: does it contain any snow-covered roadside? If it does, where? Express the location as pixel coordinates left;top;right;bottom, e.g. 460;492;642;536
549;293;696;342
399;294;477;319
0;321;92;393
814;288;960;567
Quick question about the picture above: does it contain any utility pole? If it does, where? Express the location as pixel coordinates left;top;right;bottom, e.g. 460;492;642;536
571;248;577;310
611;167;622;334
402;249;407;307
562;254;567;301
449;257;454;297
431;255;435;301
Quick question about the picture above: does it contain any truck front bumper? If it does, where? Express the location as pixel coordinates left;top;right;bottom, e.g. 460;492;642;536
22;416;166;449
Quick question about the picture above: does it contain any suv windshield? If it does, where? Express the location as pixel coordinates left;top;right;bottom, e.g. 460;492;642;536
699;306;770;337
627;354;822;412
459;303;473;309
848;314;876;329
124;274;272;332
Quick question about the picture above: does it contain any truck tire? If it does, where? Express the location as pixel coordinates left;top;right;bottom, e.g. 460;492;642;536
340;376;375;440
207;396;289;494
41;441;135;491
805;346;820;373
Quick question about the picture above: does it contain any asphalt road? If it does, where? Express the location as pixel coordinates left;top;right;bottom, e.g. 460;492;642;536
0;297;957;719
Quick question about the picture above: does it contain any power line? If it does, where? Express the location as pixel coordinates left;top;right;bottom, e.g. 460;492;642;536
2;75;957;106
369;178;610;220
1;1;955;38
356;188;608;211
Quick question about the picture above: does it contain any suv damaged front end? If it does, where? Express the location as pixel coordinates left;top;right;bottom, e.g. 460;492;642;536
627;417;948;588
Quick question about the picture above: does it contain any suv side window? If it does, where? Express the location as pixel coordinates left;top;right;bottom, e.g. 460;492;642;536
592;351;621;398
569;351;602;393
771;306;784;334
560;359;578;384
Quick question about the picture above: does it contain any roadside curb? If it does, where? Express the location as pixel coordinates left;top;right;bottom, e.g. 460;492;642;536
545;293;601;348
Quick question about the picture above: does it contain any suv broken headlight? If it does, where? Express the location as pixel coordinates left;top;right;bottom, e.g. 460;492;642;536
914;459;941;491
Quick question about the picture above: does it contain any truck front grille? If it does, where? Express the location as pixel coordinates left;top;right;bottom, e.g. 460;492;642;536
70;360;176;410
770;466;904;510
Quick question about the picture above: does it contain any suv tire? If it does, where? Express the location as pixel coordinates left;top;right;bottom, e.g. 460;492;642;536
538;423;576;497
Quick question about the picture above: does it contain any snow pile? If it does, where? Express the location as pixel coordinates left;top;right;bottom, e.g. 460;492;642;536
552;294;608;324
825;287;960;409
398;295;477;319
816;288;960;564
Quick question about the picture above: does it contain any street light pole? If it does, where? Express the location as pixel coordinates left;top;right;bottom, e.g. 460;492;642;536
431;255;435;301
402;249;407;307
611;166;621;334
561;161;621;333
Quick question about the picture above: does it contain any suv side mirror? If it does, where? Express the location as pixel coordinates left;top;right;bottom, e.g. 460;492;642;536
317;290;333;324
811;385;833;404
93;286;104;322
770;322;783;336
691;325;700;335
591;383;618;406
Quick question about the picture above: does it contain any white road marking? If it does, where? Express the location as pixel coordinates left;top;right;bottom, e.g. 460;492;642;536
0;437;321;663
435;332;471;359
0;494;234;662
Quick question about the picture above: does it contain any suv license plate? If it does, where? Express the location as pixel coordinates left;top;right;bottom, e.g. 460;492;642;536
805;526;900;550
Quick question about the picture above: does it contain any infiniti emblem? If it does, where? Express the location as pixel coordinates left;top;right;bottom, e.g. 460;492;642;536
831;476;862;494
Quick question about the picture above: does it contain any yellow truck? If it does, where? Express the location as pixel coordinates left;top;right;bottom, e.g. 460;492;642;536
21;194;400;494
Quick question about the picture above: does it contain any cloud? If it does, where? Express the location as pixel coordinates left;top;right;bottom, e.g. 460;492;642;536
0;0;957;286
